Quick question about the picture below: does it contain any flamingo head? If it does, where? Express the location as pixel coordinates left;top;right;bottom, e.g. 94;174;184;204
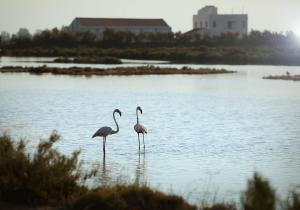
114;109;122;117
137;106;143;114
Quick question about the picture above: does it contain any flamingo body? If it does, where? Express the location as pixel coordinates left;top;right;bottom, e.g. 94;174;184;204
134;124;148;134
92;109;121;154
92;126;113;138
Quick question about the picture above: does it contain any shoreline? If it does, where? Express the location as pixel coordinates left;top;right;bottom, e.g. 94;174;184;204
2;46;300;66
263;74;300;81
0;66;235;76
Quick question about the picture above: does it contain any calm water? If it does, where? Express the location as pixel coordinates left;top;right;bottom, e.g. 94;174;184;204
1;56;300;203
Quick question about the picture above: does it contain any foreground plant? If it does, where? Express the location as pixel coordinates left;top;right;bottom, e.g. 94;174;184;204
72;184;196;210
282;190;300;210
0;131;95;205
241;172;276;210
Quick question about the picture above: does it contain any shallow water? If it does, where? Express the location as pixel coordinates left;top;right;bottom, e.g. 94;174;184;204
0;57;300;203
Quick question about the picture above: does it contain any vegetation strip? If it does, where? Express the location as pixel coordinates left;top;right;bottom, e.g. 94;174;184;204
263;74;300;81
0;132;300;210
1;28;300;65
0;66;235;76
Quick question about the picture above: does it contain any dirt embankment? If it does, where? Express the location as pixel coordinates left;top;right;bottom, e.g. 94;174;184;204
0;66;235;76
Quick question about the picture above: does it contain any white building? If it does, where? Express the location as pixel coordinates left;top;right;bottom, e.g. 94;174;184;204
70;17;172;39
192;6;248;37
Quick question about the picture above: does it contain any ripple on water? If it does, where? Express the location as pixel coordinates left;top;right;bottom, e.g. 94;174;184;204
1;59;300;203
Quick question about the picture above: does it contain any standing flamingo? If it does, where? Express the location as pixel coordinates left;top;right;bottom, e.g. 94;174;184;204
134;106;148;150
92;109;122;155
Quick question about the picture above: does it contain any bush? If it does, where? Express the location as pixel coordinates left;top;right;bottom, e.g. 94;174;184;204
241;172;276;210
202;203;236;210
0;131;95;205
72;184;196;210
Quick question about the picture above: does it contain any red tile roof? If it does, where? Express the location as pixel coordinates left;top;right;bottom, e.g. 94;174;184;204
75;18;170;27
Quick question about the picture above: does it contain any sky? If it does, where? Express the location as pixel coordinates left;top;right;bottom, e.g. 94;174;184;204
1;0;300;35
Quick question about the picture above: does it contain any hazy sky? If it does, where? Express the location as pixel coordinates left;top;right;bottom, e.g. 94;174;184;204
1;0;300;35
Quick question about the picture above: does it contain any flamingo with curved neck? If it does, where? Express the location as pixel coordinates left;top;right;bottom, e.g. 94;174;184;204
92;109;122;155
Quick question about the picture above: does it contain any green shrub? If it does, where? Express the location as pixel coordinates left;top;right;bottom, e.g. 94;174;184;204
72;185;197;210
241;172;276;210
0;132;95;205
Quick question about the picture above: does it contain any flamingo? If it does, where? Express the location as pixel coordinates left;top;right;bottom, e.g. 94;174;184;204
134;106;148;150
92;109;122;154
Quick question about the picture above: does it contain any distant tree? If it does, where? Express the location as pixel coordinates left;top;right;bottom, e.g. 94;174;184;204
56;26;76;47
17;28;31;38
174;32;191;45
75;31;96;46
103;29;125;46
286;30;299;46
135;32;147;43
217;32;239;46
0;31;10;45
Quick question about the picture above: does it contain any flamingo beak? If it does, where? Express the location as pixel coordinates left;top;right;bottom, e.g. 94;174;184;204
116;109;122;116
137;106;143;114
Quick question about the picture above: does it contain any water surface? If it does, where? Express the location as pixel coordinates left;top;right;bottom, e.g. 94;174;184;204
0;57;300;203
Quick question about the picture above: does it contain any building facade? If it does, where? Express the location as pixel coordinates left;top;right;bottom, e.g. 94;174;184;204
69;18;172;39
192;6;248;37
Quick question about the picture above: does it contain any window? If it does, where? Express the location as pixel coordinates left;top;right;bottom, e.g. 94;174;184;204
200;21;203;28
227;21;234;30
242;21;246;28
212;21;217;28
205;21;208;28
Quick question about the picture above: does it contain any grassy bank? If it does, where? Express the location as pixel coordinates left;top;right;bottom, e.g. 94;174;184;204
2;46;300;66
263;74;300;81
0;66;234;76
0;132;300;210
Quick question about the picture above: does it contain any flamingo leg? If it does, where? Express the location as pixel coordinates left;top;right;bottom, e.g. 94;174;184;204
103;137;106;154
138;133;140;151
142;133;145;149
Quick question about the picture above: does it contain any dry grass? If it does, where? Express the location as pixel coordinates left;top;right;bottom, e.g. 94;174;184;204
72;185;197;210
0;132;94;206
263;75;300;81
0;65;235;76
1;132;299;210
0;132;196;210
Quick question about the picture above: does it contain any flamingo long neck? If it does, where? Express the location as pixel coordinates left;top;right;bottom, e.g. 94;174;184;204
136;109;140;125
112;112;119;134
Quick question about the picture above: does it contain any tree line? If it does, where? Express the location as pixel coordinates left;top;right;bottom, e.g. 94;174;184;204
0;26;299;49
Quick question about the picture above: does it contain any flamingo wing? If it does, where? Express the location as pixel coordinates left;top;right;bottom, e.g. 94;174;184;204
140;124;148;134
134;124;148;134
92;126;112;138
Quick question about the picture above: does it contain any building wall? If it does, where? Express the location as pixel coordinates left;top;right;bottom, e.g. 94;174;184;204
193;6;248;37
70;19;172;39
